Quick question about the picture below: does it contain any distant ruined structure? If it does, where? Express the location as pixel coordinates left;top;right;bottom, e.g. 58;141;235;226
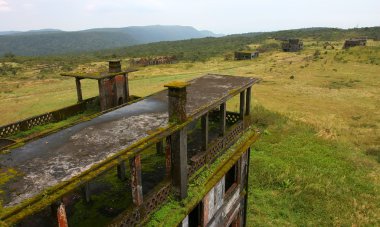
130;55;177;67
62;60;137;111
281;38;303;52
234;51;259;60
0;61;261;226
343;38;367;49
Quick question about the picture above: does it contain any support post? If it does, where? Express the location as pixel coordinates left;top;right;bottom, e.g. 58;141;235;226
164;81;189;200
130;155;143;206
171;128;188;199
201;113;209;151
220;102;226;136
82;182;91;203
98;79;106;111
165;136;172;176
124;73;129;101
239;90;245;120
117;160;126;180
245;87;252;116
156;139;164;155
75;77;83;103
243;148;251;227
164;81;189;123
57;203;68;227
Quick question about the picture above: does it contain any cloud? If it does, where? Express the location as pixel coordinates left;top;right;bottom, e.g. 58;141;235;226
0;0;10;11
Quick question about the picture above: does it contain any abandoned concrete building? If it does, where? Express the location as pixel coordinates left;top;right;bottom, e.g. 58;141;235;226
0;61;260;226
343;38;367;49
281;38;303;52
130;56;177;67
234;51;259;60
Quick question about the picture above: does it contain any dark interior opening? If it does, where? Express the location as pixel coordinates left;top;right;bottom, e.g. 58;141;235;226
225;164;237;194
188;202;202;227
118;97;123;105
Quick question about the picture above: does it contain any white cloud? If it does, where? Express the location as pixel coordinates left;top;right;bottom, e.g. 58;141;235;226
0;0;10;11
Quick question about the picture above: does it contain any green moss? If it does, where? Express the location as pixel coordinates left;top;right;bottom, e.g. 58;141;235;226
145;127;259;226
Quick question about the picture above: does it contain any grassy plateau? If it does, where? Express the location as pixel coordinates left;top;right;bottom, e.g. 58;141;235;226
0;38;379;225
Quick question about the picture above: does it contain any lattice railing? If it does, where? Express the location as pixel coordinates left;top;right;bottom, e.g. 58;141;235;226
0;97;98;138
110;183;171;227
188;121;244;176
209;110;241;125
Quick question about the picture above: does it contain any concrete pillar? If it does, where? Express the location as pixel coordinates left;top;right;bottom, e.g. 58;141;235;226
108;60;121;73
239;90;245;120
245;87;252;116
75;77;83;103
117;160;126;180
165;136;171;176
156;139;164;155
124;73;129;101
164;81;189;200
243;148;251;226
130;155;143;206
164;81;189;123
57;203;68;227
82;182;91;203
201;113;209;151
171;128;188;200
220;102;226;136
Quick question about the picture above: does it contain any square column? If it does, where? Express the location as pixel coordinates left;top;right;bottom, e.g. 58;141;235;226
156;139;164;155
201;113;209;151
164;81;189;123
75;77;83;103
239;90;245;120
164;81;190;199
245;87;252;116
124;73;129;101
130;155;143;206
220;102;226;136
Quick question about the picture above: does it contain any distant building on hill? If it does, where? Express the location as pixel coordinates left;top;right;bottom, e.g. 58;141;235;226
343;38;367;49
281;39;303;52
234;51;259;60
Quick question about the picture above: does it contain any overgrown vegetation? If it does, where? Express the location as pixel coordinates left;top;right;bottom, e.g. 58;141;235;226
249;106;380;225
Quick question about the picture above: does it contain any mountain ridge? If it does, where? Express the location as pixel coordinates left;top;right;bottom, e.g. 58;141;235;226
0;25;221;56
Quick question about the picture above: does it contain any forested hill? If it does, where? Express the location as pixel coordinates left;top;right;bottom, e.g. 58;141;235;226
0;25;220;56
92;26;380;62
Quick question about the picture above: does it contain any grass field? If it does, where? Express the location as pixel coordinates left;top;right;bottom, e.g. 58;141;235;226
0;39;379;225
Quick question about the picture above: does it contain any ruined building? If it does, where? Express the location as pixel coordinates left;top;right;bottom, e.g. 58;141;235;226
234;51;259;60
0;61;260;226
281;38;303;52
343;38;367;49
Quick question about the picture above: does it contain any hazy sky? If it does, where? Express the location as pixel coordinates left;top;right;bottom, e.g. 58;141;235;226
0;0;379;34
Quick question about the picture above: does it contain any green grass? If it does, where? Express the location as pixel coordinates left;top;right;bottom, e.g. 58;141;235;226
0;38;379;225
248;106;380;226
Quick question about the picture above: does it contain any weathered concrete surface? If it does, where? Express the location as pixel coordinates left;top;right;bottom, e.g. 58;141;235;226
0;74;257;208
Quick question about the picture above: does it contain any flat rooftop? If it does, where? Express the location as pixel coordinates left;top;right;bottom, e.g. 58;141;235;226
0;74;259;211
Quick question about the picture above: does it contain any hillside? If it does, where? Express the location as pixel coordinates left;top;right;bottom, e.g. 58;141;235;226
0;27;379;225
0;25;220;56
